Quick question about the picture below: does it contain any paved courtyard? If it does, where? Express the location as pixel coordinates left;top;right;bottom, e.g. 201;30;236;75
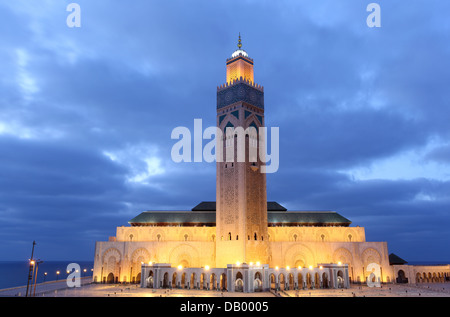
1;279;450;297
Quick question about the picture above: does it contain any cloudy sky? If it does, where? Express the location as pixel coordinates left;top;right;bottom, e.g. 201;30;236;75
0;0;449;262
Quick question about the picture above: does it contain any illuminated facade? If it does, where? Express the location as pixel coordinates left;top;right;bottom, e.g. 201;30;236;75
93;36;448;292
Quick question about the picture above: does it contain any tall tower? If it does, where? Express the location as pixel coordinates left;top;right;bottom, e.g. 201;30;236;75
215;35;269;267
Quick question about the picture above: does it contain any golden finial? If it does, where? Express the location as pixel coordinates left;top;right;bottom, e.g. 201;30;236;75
237;33;242;49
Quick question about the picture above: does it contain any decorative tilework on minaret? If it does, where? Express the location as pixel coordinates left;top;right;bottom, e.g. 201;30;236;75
215;35;270;267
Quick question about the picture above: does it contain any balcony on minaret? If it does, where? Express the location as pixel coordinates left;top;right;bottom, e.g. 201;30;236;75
216;34;265;110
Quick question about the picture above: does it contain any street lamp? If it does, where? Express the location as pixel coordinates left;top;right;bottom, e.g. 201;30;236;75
44;272;48;282
25;241;36;297
26;259;36;297
33;260;43;297
56;271;60;281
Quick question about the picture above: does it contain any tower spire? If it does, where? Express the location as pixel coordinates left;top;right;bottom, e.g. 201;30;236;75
238;32;242;49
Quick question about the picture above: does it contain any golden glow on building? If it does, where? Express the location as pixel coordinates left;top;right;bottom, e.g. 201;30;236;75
226;57;254;84
226;34;254;84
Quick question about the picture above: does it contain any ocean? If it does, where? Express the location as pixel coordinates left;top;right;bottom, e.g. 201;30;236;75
0;261;94;290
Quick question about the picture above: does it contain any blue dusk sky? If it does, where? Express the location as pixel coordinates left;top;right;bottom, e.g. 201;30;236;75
0;0;449;262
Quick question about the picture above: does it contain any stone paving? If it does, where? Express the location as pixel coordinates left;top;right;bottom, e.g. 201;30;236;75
1;280;449;297
284;283;450;297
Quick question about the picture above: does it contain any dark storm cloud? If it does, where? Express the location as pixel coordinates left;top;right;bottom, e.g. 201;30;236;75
0;0;449;262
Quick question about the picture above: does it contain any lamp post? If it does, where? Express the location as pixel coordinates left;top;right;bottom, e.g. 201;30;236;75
32;260;43;297
25;241;36;297
56;271;60;281
27;260;36;297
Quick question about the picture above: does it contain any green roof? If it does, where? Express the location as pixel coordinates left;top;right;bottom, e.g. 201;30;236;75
389;253;408;265
129;202;351;227
192;201;287;212
268;211;351;226
129;211;216;225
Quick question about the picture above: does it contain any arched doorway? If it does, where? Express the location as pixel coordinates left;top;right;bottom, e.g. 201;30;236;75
200;273;206;290
314;272;320;289
220;273;227;291
181;273;186;289
306;273;312;289
288;273;294;290
254;272;263;292
146;271;154;288
135;272;141;284
322;272;329;289
337;270;345;288
415;272;421;283
298;273;304;289
210;273;216;290
278;273;285;290
106;273;115;284
172;272;178;288
396;270;408;283
270;273;276;290
190;273;197;289
235;272;244;292
163;272;170;288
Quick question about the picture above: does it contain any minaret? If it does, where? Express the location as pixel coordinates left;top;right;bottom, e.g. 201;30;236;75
215;35;269;267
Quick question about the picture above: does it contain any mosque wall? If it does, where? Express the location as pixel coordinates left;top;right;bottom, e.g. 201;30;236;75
93;225;393;285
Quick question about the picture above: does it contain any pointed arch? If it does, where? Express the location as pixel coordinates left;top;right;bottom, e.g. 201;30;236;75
284;243;315;268
169;244;200;268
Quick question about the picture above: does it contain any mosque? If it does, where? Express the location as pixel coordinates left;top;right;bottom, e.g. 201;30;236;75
92;36;450;292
